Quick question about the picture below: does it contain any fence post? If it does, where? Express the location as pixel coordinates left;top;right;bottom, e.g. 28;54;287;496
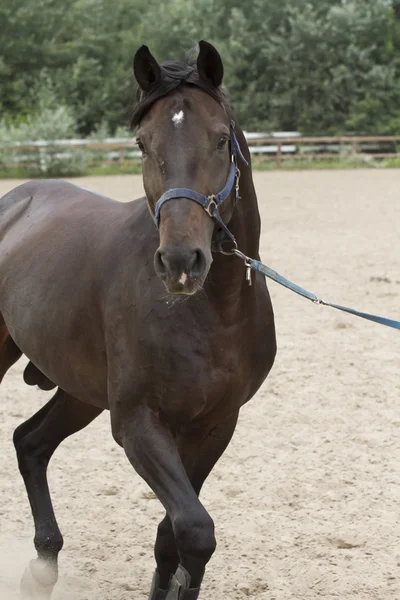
39;145;47;172
277;142;282;168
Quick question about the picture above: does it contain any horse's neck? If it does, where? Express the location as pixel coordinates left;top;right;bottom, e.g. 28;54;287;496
206;124;262;304
229;120;261;257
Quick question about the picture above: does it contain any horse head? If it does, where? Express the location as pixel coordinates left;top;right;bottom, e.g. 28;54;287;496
132;41;241;295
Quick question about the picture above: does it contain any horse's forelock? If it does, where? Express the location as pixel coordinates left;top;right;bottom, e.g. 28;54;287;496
130;57;227;129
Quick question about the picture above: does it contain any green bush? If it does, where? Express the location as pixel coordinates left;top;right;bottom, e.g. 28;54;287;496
0;85;86;177
2;0;400;137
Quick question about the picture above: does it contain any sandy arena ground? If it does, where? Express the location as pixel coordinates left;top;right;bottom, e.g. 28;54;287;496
0;170;399;600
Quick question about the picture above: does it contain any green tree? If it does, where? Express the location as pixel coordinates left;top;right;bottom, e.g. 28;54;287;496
1;0;399;136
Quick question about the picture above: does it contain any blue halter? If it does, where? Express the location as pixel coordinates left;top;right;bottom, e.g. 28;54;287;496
154;121;248;246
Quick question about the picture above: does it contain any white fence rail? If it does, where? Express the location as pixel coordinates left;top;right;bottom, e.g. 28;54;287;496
1;132;399;170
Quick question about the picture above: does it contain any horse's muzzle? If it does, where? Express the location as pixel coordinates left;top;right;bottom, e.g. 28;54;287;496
154;247;209;294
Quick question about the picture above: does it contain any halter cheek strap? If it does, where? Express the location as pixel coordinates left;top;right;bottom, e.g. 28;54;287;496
153;121;248;246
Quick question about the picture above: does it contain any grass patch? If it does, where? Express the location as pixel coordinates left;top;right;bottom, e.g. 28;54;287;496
0;166;36;179
0;161;143;179
251;156;400;170
1;157;399;179
84;162;142;176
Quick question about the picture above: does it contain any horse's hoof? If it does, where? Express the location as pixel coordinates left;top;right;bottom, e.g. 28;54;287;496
20;559;58;599
165;565;200;600
148;570;167;599
150;588;168;600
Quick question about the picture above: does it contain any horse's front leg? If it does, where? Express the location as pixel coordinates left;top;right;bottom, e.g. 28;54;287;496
151;413;239;596
111;403;217;600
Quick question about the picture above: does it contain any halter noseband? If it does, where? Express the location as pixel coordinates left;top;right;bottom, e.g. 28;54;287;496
154;120;248;249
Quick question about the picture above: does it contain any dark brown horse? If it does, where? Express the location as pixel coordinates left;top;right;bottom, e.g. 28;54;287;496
0;42;276;599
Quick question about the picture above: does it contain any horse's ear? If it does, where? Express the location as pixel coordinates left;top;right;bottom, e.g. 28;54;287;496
197;40;224;88
133;45;162;92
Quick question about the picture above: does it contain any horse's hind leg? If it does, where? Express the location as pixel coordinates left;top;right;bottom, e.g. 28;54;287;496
151;413;239;596
0;312;22;383
14;389;102;599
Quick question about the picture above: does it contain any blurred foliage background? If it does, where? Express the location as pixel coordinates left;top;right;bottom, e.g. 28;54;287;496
1;0;400;142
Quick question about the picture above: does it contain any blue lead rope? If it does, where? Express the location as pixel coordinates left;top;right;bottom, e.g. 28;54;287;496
241;254;400;331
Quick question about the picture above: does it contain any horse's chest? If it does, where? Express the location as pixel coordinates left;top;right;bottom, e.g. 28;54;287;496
149;316;274;422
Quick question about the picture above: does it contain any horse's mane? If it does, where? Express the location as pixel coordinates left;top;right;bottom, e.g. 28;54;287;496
130;48;227;128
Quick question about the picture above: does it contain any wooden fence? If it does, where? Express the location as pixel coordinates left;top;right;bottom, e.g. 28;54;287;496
247;135;400;167
1;135;400;169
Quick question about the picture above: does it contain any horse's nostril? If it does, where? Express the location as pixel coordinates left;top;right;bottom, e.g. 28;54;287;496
154;247;207;285
154;249;167;278
188;249;205;278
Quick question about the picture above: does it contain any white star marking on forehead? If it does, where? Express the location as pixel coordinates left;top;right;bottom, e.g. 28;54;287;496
172;111;184;126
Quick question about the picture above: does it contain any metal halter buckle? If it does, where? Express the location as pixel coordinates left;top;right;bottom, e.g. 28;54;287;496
235;168;241;189
235;168;241;200
205;195;217;216
218;238;238;255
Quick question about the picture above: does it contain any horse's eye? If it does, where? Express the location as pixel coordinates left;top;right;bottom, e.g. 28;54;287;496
217;136;228;150
136;139;146;155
